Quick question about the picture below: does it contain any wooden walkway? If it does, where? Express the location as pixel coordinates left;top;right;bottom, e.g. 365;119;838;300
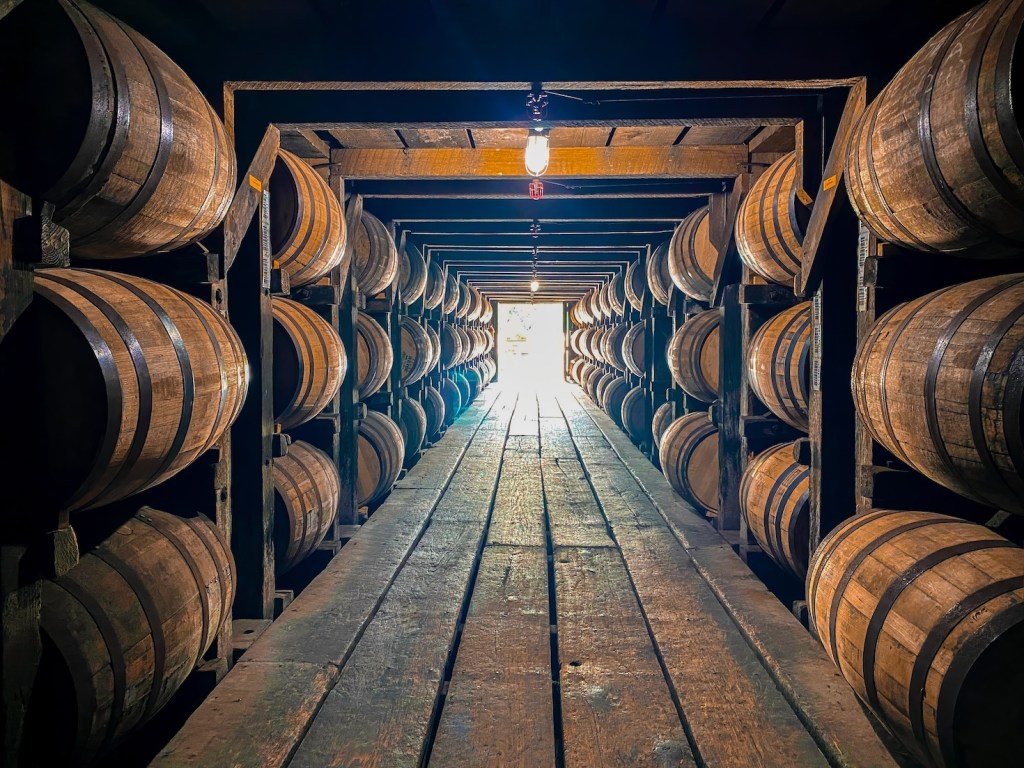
154;386;900;768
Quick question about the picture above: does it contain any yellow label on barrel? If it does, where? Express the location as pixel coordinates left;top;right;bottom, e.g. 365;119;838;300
822;175;838;192
249;174;263;192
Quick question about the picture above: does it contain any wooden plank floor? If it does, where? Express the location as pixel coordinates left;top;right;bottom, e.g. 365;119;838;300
156;385;901;768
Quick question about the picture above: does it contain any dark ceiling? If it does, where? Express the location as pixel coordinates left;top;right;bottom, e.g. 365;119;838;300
79;0;980;301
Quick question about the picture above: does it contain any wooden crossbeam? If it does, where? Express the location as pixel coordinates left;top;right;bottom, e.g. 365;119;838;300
330;145;746;180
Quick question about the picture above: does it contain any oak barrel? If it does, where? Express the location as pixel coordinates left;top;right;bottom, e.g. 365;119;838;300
651;402;675;450
845;0;1024;255
853;274;1024;514
480;296;494;324
668;206;718;301
443;274;460;316
748;302;811;432
0;268;247;513
455;326;473;365
735;152;806;285
739;442;809;579
352;210;398;296
423;385;446;442
357;410;405;507
646;241;673;305
595;282;612;321
423;260;446;310
398;241;428;305
594;371;617;407
30;508;233;763
273;298;346;429
455;281;472;319
425;323;442;372
464;367;482;403
399;317;432;387
659;413;720;513
807;509;1024;768
441;377;463;426
607;273;627;317
600;322;630;371
625;257;646;312
622;322;646;378
270;149;346;287
621;385;651;445
602;376;630;429
397;396;427;468
467;286;484;323
668;309;721;403
273;441;339;574
355;311;393;400
0;0;235;258
440;323;464;368
452;370;472;407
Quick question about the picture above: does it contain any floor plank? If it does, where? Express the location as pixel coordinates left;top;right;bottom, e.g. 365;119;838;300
539;413;578;459
509;392;539;436
554;547;695;768
543;457;614;548
487;450;546;548
429;546;556;768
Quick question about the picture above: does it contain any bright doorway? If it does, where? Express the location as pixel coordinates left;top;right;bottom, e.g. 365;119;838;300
497;303;565;387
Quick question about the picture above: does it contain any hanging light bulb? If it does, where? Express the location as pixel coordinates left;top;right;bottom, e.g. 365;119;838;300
524;126;550;177
530;246;540;292
530;278;540;292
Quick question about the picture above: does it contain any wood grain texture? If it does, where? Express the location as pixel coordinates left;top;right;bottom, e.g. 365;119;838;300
555;546;695;768
543;458;615;548
487;451;546;547
430;546;555;768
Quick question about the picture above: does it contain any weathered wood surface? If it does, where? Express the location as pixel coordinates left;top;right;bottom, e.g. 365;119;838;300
543;458;615;548
487;451;546;548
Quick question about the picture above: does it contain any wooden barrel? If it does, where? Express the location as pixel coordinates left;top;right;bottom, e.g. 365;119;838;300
357;410;404;507
594;371;617;407
399;242;428;305
570;328;586;356
748;302;811;432
622;322;646;378
273;440;339;574
423;260;446;310
621;386;651;444
0;268;247;513
397;396;427;468
480;296;494;324
443;274;460;315
269;149;346;287
603;376;630;428
399;317;432;387
580;364;602;397
32;508;233;763
646;241;673;305
0;0;235;258
668;310;721;403
585;288;602;323
807;509;1024;768
423;385;446;441
608;273;627;316
440;323;464;368
425;323;442;372
578;289;596;324
352;210;398;297
452;370;472;407
625;257;646;312
853;274;1024;514
355;311;393;401
736;152;805;286
467;286;484;322
659;413;719;513
601;322;630;371
739;442;809;579
668;206;718;301
569;358;587;385
651;402;675;451
455;281;472;319
273;298;346;429
455;326;473;364
845;0;1024;256
441;377;463;426
594;282;611;320
584;327;603;362
465;367;483;404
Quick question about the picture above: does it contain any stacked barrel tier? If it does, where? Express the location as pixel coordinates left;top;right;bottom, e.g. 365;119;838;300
0;0;235;258
398;317;435;387
651;402;675;451
621;385;651;445
356;410;405;508
398;242;428;305
422;385;446;442
668;206;719;302
807;509;1024;768
26;508;233;764
397;396;427;468
269;149;346;287
622;322;646;377
273;441;340;575
0;268;247;513
601;376;630;428
272;298;346;429
440;376;463;426
442;274;460;316
853;274;1024;514
606;273;627;317
747;301;811;432
735;152;806;285
658;412;720;514
668;310;721;403
422;261;447;310
845;0;1024;256
740;441;809;579
599;322;630;371
439;322;494;368
625;256;646;312
355;311;393;400
352;210;398;296
646;241;673;305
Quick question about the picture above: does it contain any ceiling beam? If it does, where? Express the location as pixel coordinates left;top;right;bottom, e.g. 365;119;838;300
330;145;746;180
352;178;727;199
362;197;702;221
413;233;664;248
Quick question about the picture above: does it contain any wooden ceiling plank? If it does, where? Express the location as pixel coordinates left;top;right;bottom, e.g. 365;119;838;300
547;127;613;147
279;128;330;159
470;127;530;147
399;127;473;148
748;125;797;154
331;145;745;179
677;125;761;145
609;126;686;146
327;127;405;148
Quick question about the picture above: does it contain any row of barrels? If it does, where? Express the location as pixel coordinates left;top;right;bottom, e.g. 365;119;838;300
425;270;494;324
569;323;645;377
439;323;495;369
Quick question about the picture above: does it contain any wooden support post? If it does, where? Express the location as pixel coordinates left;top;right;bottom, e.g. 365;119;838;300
718;284;743;534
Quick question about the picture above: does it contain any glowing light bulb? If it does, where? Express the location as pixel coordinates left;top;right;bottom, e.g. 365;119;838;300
524;128;550;176
530;278;540;292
